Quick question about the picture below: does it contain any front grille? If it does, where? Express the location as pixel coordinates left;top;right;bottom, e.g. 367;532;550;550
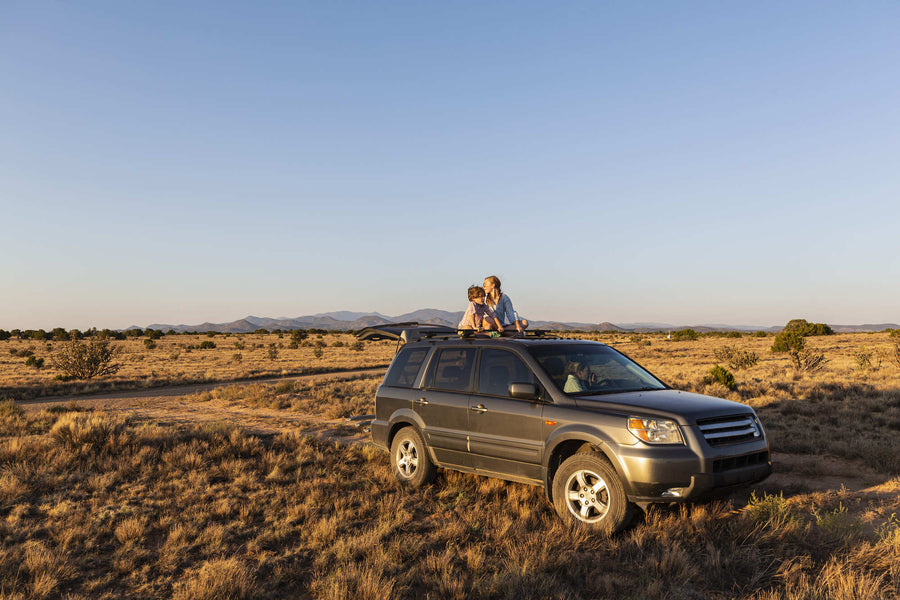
713;451;769;473
697;414;761;447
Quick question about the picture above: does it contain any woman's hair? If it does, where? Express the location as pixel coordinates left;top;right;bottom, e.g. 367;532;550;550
484;275;502;307
467;285;485;301
565;361;587;376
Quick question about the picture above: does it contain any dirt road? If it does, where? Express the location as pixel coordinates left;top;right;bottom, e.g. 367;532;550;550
19;368;387;443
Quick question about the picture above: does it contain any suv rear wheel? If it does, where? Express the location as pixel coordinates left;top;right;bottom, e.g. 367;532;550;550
390;426;436;488
552;453;633;533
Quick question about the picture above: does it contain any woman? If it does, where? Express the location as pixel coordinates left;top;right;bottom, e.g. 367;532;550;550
483;275;528;333
563;361;590;393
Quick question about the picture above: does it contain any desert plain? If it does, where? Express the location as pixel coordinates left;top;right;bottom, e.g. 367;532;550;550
1;329;899;599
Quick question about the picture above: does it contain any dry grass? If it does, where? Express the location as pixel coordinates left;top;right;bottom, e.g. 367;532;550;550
0;407;898;599
182;375;380;419
1;331;900;598
0;332;394;400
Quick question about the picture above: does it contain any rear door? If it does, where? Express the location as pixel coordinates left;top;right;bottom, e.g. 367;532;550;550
468;348;545;481
416;347;476;469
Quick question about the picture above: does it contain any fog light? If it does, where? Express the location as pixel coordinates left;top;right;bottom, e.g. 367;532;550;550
661;488;683;498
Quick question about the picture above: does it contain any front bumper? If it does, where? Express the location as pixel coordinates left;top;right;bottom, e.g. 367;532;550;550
617;441;772;503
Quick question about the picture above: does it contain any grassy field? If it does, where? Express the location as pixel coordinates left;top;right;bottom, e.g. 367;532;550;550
0;333;395;400
2;331;900;598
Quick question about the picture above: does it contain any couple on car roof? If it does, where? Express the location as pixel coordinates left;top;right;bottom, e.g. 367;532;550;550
458;275;529;333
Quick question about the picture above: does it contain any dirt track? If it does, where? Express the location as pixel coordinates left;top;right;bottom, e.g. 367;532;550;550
19;368;387;443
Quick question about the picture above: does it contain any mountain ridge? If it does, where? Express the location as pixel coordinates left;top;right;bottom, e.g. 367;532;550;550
145;311;899;334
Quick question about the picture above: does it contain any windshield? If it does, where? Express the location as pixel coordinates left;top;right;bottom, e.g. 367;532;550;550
527;343;666;396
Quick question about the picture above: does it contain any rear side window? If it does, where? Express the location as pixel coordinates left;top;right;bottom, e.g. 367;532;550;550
384;347;429;388
478;349;536;397
429;348;476;392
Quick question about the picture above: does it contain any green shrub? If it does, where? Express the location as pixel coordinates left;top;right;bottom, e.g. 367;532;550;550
708;365;736;390
199;341;216;350
754;331;769;337
0;329;10;341
671;329;698;341
350;341;364;352
313;347;324;359
291;330;309;343
143;339;157;350
747;492;800;527
25;355;45;369
771;330;805;354
268;345;279;360
782;318;834;336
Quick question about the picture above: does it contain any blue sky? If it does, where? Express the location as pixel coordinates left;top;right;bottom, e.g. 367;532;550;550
2;2;898;330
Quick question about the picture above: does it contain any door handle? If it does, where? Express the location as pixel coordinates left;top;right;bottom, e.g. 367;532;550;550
470;404;488;413
414;398;429;406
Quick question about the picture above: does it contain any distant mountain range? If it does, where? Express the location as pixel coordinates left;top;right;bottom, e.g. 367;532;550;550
143;311;900;334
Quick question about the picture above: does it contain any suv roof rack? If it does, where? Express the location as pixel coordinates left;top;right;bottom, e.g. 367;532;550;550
356;322;557;344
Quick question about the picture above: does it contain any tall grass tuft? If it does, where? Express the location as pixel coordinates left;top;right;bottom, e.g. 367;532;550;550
171;557;257;600
50;412;127;452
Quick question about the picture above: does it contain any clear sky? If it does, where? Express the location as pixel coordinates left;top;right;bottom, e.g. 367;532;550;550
2;2;899;330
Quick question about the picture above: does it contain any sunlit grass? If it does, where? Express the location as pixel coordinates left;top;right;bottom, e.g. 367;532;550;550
1;408;898;598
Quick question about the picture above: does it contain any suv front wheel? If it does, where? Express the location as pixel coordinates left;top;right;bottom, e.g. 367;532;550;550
552;453;633;533
390;426;436;488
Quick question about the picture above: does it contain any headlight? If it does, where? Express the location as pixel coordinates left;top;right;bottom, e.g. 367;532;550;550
628;417;684;445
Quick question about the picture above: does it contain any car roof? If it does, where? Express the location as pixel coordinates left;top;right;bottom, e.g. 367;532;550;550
356;323;606;348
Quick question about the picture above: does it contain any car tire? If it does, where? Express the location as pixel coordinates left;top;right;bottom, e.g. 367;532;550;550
390;426;436;488
552;453;633;534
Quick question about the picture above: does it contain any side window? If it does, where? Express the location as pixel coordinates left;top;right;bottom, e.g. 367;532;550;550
429;348;476;392
478;349;536;397
384;347;429;388
535;353;567;389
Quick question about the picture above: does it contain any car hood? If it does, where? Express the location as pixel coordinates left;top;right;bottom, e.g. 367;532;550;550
572;389;753;423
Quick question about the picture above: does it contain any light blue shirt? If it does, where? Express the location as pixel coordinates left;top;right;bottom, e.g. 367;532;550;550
490;294;518;326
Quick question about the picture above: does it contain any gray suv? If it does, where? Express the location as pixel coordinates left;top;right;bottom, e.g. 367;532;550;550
361;324;771;533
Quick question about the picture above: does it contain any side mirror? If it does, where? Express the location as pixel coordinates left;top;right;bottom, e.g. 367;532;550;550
509;382;538;400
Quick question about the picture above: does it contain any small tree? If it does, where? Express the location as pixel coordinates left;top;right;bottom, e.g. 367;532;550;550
771;330;805;354
51;338;122;379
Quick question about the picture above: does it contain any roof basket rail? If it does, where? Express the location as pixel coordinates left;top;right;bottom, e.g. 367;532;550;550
357;323;557;343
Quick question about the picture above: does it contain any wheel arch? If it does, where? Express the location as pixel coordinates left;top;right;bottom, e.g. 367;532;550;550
543;428;630;503
386;410;435;463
